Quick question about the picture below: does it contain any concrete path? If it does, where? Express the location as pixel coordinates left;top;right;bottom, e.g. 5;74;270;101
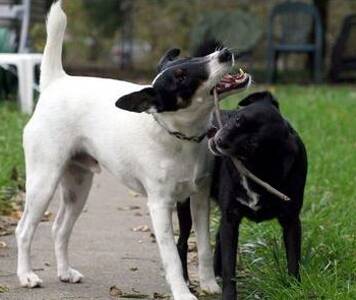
0;171;179;300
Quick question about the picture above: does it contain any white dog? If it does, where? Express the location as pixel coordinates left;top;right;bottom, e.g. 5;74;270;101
15;2;250;299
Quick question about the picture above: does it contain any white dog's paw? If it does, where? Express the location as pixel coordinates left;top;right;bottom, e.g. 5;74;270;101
175;293;198;300
200;279;222;294
58;267;84;283
18;272;43;288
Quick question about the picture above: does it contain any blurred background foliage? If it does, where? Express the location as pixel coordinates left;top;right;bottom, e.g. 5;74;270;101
27;0;356;79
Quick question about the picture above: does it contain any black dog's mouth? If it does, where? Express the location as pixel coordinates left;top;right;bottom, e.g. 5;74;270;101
208;138;223;156
212;69;250;95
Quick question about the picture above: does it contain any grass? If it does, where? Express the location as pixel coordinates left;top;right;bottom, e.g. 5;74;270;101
0;101;28;215
213;85;356;299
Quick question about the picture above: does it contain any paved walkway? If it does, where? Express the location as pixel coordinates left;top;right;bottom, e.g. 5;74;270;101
0;172;177;300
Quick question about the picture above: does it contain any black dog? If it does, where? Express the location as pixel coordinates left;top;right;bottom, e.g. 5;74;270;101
177;91;307;299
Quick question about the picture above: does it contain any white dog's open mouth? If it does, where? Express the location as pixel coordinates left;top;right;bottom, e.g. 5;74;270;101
213;69;250;95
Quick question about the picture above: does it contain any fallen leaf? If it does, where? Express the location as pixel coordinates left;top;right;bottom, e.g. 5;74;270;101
129;205;140;210
33;268;44;272
134;212;143;217
0;241;7;248
0;229;12;237
132;225;150;232
129;267;138;272
118;205;141;211
9;210;22;221
0;285;9;293
153;292;170;299
120;292;149;298
188;242;197;252
44;262;50;267
109;285;123;297
41;211;52;222
150;233;156;243
128;190;140;198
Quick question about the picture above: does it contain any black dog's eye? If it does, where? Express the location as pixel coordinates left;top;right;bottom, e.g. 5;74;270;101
174;68;186;83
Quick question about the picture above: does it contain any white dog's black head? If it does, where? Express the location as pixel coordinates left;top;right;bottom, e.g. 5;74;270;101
115;48;251;113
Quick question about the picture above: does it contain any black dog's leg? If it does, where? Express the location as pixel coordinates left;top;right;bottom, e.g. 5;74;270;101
177;198;192;283
220;213;241;300
214;229;222;277
279;216;302;280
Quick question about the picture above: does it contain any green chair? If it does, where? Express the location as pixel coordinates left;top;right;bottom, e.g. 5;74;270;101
266;1;323;83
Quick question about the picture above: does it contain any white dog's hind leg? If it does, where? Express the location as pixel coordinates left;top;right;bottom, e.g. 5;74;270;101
16;162;62;288
52;163;93;283
147;199;197;300
190;187;221;295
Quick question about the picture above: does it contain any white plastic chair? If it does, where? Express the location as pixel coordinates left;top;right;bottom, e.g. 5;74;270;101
0;0;42;114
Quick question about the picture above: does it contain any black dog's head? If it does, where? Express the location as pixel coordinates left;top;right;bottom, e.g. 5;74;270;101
209;92;290;160
115;48;251;114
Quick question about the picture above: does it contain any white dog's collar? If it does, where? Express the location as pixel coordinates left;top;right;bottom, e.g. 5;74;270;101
152;114;206;143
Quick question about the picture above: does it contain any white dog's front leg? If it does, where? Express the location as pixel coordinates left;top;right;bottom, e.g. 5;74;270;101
147;200;197;300
191;189;221;295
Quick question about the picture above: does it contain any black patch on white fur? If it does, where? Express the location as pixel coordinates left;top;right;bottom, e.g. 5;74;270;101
116;50;210;113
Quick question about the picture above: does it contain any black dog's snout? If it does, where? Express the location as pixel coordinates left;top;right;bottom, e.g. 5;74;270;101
218;49;233;63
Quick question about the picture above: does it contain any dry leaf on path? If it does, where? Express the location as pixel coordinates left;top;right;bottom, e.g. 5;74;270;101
0;285;9;293
149;233;156;243
132;225;150;232
129;205;140;210
0;229;12;237
129;267;138;272
128;190;140;198
0;241;7;248
120;292;149;298
153;292;170;299
118;205;141;211
109;285;123;297
41;211;52;222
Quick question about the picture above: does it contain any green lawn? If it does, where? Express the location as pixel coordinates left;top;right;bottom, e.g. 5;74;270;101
0;102;28;214
215;85;356;299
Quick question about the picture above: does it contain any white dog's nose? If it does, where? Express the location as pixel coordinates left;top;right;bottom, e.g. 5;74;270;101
218;49;233;63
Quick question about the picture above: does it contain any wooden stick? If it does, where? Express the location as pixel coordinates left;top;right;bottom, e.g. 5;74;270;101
213;89;290;201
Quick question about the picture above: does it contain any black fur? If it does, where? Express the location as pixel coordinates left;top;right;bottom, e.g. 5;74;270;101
116;48;212;113
177;92;308;299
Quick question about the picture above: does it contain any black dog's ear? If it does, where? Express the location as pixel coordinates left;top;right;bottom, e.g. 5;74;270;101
239;91;279;109
157;48;181;72
115;87;157;113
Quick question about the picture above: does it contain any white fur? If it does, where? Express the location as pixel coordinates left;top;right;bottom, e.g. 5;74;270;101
237;175;261;211
15;2;227;299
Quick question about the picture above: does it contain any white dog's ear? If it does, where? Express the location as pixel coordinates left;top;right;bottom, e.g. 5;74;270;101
115;87;158;113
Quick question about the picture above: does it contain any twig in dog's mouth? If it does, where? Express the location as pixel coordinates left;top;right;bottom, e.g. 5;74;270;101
212;88;291;202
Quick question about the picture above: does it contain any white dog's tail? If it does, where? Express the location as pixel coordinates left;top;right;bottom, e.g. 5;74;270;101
40;0;67;92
